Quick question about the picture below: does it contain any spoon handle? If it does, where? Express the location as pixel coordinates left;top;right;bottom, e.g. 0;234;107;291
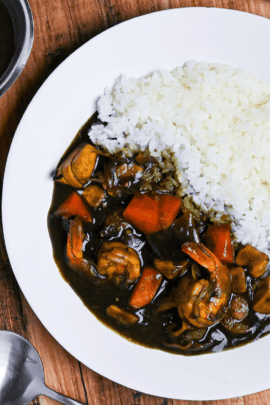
40;384;86;405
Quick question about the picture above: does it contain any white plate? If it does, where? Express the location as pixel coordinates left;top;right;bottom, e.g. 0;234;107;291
3;8;270;401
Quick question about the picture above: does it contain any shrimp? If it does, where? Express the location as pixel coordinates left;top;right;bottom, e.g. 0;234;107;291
176;242;231;328
67;219;140;284
97;241;140;282
66;216;97;278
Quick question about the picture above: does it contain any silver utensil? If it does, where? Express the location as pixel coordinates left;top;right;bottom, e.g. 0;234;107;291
0;330;86;405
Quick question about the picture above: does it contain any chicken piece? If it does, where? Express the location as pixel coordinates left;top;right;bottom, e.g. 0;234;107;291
102;161;143;195
56;144;99;188
101;209;130;238
230;266;247;294
97;241;140;282
153;259;189;279
83;184;105;208
230;295;249;321
253;277;270;314
106;305;139;325
236;245;269;278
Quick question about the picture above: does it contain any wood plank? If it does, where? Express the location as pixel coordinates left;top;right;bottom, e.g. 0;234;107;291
21;295;87;405
81;363;174;405
0;221;27;335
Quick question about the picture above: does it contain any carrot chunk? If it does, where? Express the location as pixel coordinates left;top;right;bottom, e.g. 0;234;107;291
129;267;163;309
203;223;234;264
159;195;182;229
123;194;181;234
54;192;92;223
123;194;159;233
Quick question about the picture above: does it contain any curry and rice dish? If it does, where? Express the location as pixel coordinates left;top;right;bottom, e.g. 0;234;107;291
48;62;270;355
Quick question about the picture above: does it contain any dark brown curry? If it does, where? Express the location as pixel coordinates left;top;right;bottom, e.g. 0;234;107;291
48;114;270;355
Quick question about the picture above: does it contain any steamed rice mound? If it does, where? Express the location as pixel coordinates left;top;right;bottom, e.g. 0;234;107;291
89;61;270;255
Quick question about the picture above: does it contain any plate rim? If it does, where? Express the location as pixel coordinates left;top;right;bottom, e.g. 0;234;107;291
3;7;270;401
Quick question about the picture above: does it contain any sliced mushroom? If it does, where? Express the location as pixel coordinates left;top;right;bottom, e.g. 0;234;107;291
106;305;139;325
153;259;189;279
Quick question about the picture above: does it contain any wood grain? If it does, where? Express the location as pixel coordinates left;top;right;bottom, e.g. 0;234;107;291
1;1;270;404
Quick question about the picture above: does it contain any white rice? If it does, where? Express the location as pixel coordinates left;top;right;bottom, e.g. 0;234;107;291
89;61;270;256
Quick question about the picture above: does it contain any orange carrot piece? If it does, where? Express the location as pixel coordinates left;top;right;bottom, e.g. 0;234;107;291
159;195;182;229
123;194;160;233
54;192;92;223
203;223;234;264
123;194;181;234
129;267;163;309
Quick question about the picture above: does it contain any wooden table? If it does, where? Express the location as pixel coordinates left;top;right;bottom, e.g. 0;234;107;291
1;0;270;404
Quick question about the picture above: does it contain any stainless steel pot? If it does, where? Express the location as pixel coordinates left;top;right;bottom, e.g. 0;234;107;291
0;0;34;97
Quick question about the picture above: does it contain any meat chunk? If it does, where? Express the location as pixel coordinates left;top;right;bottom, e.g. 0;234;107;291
230;295;249;321
115;162;143;182
56;144;99;188
230;266;247;294
236;245;269;278
83;184;105;208
253;277;270;314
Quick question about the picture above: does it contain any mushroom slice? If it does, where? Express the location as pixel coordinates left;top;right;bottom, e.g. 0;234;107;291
106;305;139;325
153;259;189;279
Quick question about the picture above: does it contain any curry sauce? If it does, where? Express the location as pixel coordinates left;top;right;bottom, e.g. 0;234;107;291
48;115;270;355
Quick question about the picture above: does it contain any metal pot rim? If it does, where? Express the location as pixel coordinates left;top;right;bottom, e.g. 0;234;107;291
0;0;34;97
